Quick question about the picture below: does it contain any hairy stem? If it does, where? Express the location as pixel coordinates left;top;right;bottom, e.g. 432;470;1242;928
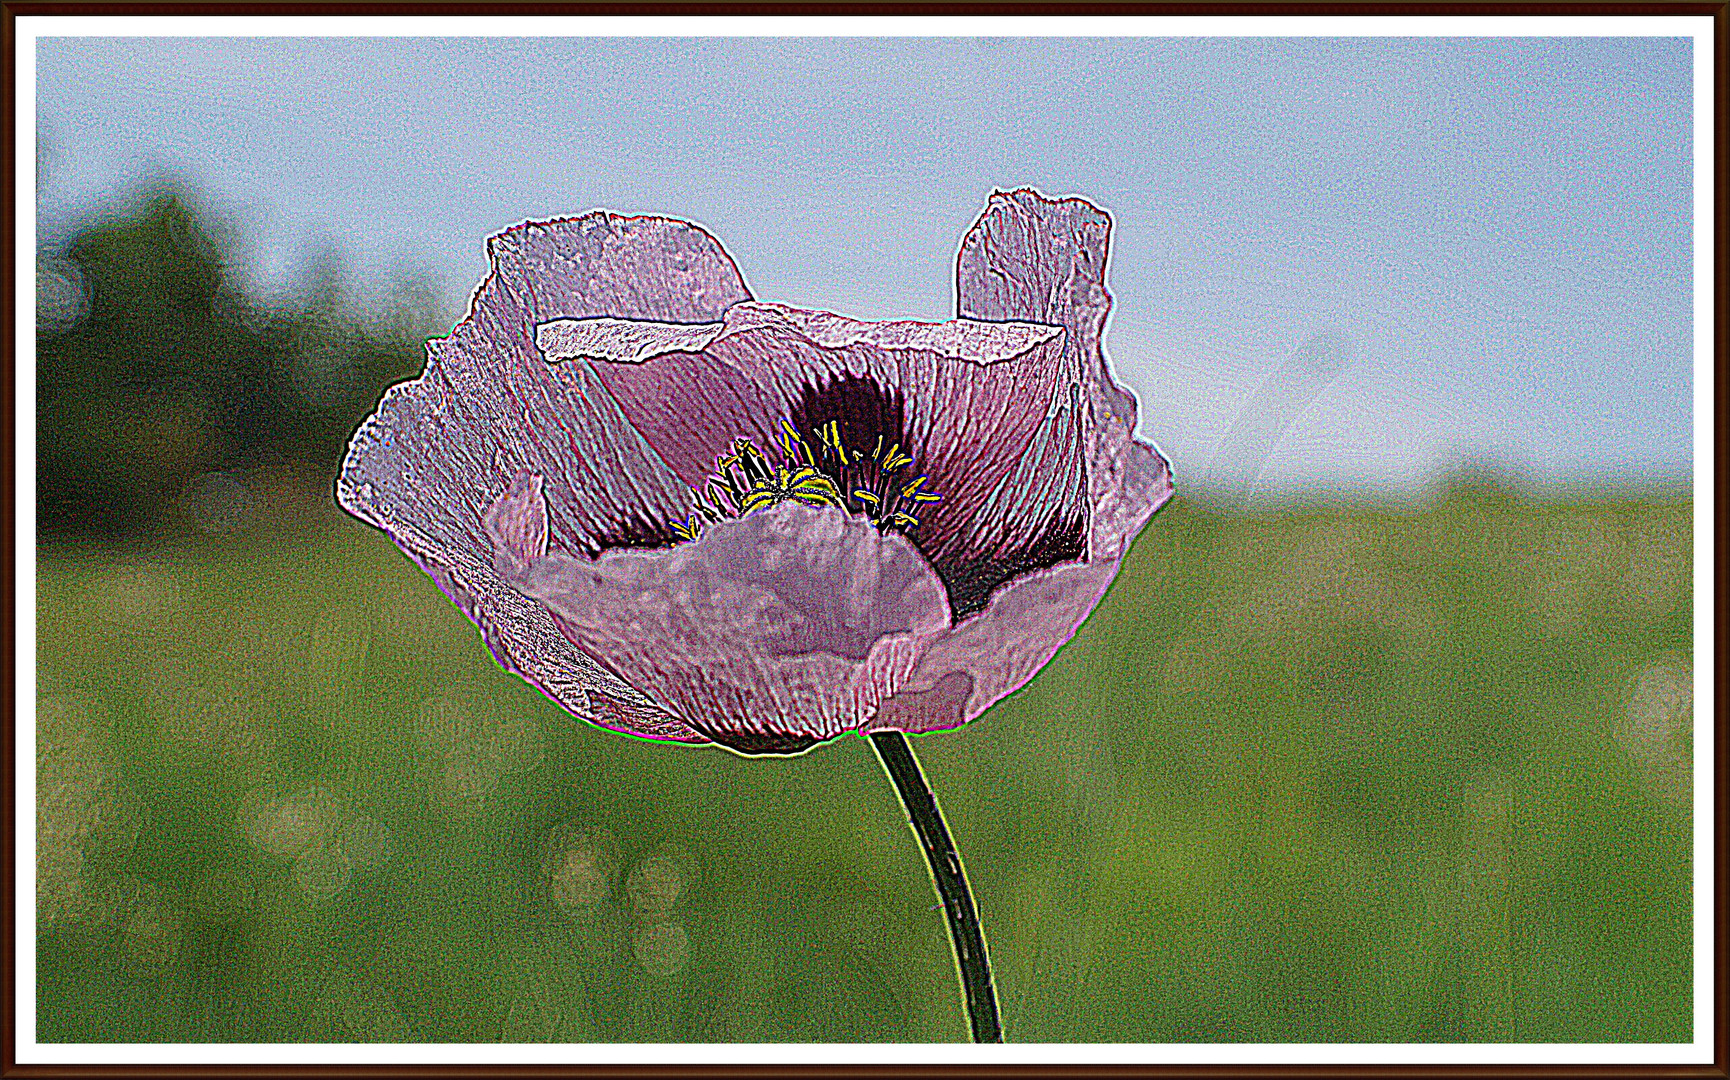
869;730;1003;1043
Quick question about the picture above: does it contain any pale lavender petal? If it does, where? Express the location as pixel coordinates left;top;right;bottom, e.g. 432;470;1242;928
411;542;704;746
554;303;1070;487
338;213;754;744
856;188;1179;734
481;469;548;578
868;558;1120;734
1087;398;1176;561
491;214;752;325
492;496;952;755
551;302;1089;615
956;188;1175;559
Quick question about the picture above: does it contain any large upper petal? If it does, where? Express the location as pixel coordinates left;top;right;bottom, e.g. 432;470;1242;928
957;188;1174;561
863;189;1177;732
337;212;755;744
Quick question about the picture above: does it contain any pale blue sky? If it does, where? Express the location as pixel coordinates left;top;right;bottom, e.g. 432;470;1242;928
35;36;1695;496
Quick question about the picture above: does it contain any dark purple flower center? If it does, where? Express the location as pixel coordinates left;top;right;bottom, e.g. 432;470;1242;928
585;373;1087;624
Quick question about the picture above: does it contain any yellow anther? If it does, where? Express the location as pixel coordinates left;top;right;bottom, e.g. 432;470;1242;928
673;419;938;543
743;441;775;477
804;478;845;506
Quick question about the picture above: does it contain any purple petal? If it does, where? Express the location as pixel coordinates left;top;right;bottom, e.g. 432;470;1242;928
544;303;1089;614
542;303;1069;486
860;189;1178;732
957;188;1175;560
492;213;752;325
491;492;952;755
482;469;549;577
338;212;755;744
868;557;1119;733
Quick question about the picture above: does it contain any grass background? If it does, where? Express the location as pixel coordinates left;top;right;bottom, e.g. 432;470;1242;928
35;485;1694;1043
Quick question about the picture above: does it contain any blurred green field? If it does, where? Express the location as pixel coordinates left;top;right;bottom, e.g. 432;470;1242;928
35;488;1694;1043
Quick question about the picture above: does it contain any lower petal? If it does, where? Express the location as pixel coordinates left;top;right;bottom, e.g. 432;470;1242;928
867;558;1121;733
494;497;952;755
409;533;709;746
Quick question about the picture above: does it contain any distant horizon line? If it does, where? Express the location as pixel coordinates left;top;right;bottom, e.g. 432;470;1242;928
1172;467;1694;510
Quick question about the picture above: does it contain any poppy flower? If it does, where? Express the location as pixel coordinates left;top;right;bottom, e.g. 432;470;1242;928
337;189;1173;757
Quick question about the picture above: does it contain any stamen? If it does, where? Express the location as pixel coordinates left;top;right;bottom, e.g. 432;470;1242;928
822;420;850;465
670;514;704;542
668;418;942;544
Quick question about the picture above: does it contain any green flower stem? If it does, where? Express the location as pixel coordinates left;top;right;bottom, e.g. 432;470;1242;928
869;730;1003;1043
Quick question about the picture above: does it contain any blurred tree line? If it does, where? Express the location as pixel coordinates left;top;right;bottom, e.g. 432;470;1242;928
36;185;443;539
